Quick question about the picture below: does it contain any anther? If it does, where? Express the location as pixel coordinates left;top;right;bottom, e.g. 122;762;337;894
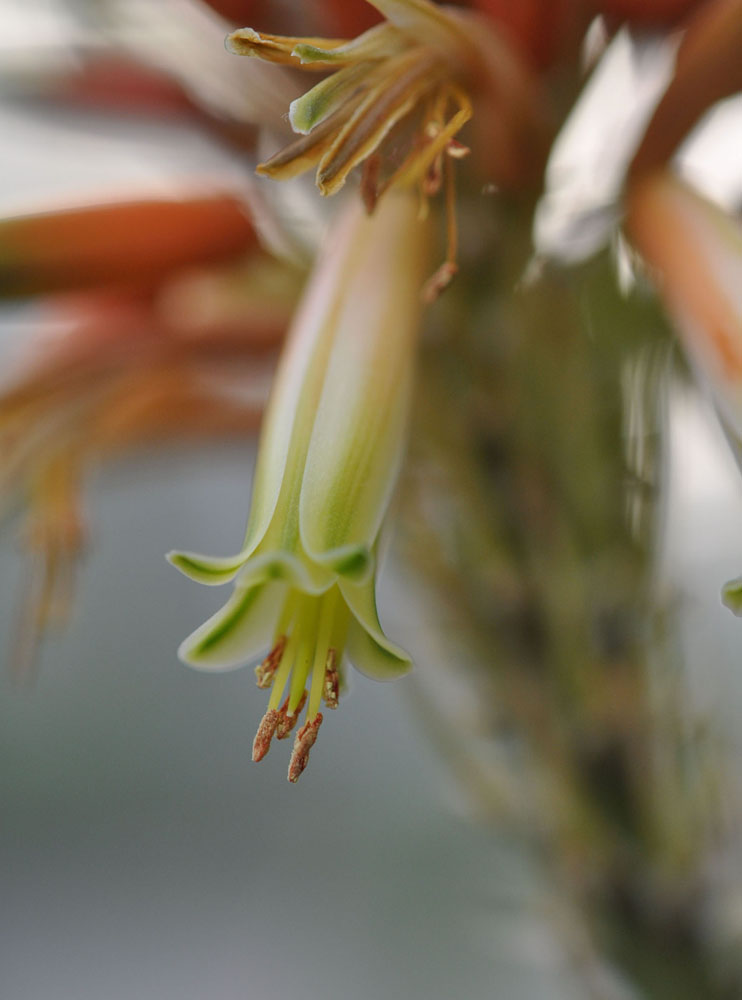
254;636;286;689
276;690;307;739
252;709;279;762
423;157;443;198
421;260;458;304
445;138;470;159
361;154;382;215
288;713;323;783
322;650;339;709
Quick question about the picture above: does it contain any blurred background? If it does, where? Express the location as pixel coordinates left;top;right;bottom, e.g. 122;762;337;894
1;2;742;999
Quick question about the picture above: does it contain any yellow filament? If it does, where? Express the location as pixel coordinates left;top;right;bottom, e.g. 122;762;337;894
307;589;339;719
443;148;458;269
273;588;298;643
395;87;472;190
288;626;313;714
268;629;299;711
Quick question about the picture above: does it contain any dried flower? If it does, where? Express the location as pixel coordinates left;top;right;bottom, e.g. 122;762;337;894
226;0;546;297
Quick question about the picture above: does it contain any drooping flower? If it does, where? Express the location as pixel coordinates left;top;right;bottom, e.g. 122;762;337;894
169;191;428;780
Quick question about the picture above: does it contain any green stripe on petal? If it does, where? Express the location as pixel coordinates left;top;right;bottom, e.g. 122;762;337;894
178;581;285;670
168;543;336;593
234;548;334;595
167;548;251;586
311;543;374;583
240;198;381;560
300;194;427;562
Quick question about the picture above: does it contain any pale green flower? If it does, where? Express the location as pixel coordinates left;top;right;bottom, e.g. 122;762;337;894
169;192;427;780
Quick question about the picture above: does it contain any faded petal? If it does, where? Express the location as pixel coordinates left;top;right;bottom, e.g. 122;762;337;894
365;0;471;51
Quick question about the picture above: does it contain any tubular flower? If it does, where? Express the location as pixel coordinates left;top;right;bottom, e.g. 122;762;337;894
226;0;544;297
169;193;428;781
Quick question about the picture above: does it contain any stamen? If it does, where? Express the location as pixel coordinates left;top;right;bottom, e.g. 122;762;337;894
316;49;442;196
267;629;299;711
288;628;313;714
393;85;472;191
323;650;340;709
288;713;323;783
421;260;458;303
307;589;339;720
254;636;286;689
361;154;383;214
422;126;444;198
274;589;299;640
252;708;279;762
276;690;307;739
421;150;459;303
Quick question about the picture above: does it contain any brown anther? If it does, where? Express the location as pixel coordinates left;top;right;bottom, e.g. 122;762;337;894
276;690;307;739
254;636;286;689
360;154;382;215
252;708;279;762
322;650;339;709
422;156;443;197
421;260;458;304
445;138;470;159
288;713;323;783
